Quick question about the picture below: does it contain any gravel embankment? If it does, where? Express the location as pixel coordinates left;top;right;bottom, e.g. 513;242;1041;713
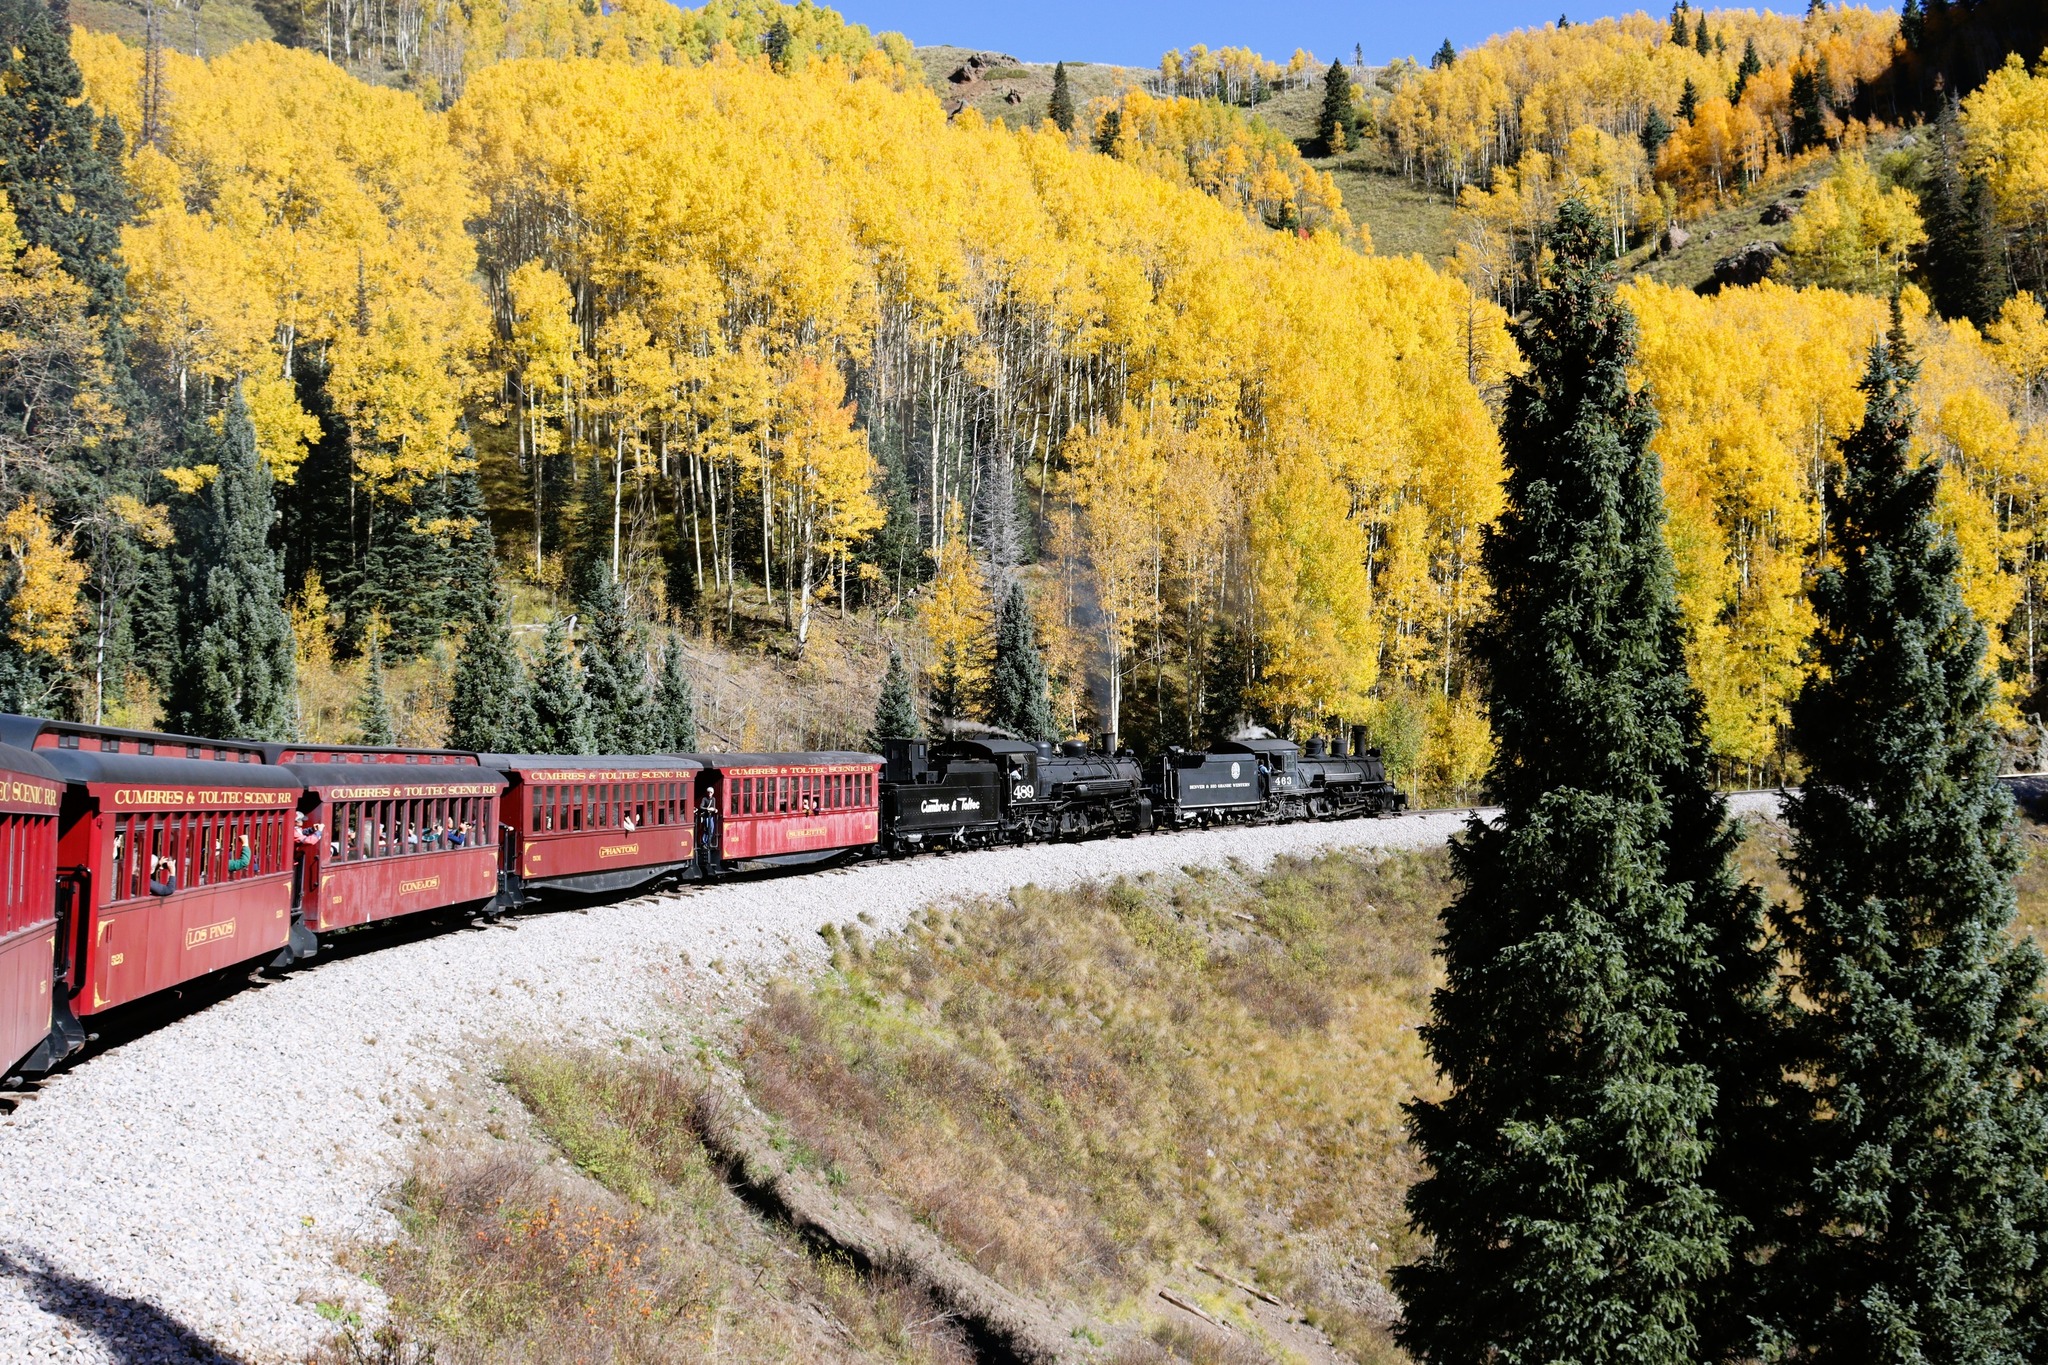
0;807;1516;1364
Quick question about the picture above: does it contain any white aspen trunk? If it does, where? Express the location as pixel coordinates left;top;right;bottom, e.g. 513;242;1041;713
611;430;624;582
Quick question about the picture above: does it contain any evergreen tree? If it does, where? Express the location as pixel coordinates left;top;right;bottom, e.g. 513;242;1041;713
868;649;922;749
1092;108;1122;156
0;0;133;317
1899;0;1923;51
1695;14;1711;54
1641;103;1674;160
1395;200;1770;1364
1790;65;1830;152
446;602;533;753
1670;2;1691;46
1678;77;1700;123
526;615;593;754
442;467;498;628
1765;315;2048;1362
1048;61;1075;134
1733;37;1762;101
1431;39;1457;70
1923;100;2006;325
763;16;792;71
986;582;1056;742
651;640;697;751
580;574;654;753
352;628;395;745
1315;60;1356;156
167;390;298;741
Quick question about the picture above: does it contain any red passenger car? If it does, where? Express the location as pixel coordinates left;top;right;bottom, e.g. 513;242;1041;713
0;744;63;1079
486;755;702;901
0;716;302;1072
257;744;507;941
695;752;882;868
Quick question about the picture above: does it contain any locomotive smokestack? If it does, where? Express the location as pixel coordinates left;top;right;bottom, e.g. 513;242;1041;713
1352;723;1370;757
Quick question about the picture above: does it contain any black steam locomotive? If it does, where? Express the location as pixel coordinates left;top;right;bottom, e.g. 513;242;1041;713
879;737;1151;852
877;729;1403;852
1147;731;1406;828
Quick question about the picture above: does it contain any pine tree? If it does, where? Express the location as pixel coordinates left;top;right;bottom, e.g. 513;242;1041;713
651;639;697;751
447;601;533;753
526;615;592;754
1395;200;1770;1364
1641;104;1674;160
1670;2;1691;45
442;466;498;628
1924;101;2006;325
580;574;654;753
1899;0;1923;51
167;390;298;741
987;582;1056;742
1048;61;1075;134
763;16;792;71
1733;37;1762;101
1693;14;1710;53
1315;60;1356;157
1678;77;1700;123
868;648;922;749
1765;314;2048;1362
0;0;132;317
352;628;395;745
1432;39;1457;70
1791;65;1830;152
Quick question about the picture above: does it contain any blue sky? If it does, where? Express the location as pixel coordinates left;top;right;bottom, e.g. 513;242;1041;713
827;1;1718;68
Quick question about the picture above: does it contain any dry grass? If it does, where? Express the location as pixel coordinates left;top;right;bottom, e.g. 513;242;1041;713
740;850;1453;1361
349;1049;976;1364
1738;807;2048;949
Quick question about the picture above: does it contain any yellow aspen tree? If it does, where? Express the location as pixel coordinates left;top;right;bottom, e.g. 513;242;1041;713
917;501;990;726
0;497;87;662
772;354;882;650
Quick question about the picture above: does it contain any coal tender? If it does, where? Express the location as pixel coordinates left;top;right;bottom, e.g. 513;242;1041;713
878;737;1151;851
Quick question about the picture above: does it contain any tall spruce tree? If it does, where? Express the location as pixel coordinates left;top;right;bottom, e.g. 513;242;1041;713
1396;200;1771;1364
1695;14;1711;54
987;582;1056;741
526;615;593;754
1048;61;1075;133
442;467;498;628
0;0;132;317
167;390;298;741
1669;2;1690;45
868;649;922;749
1678;77;1700;123
1790;67;1829;151
580;575;655;753
1316;60;1356;155
1733;37;1762;101
651;640;697;751
352;629;395;744
1431;39;1457;69
446;601;533;753
1765;314;2048;1361
1641;103;1674;160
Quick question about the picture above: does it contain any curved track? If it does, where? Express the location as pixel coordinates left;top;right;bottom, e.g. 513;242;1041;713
0;797;1785;1364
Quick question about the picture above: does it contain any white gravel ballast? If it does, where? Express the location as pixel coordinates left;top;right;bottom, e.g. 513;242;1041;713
0;808;1500;1364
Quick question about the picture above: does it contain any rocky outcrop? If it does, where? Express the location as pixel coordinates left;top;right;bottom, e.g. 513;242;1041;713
1699;240;1783;294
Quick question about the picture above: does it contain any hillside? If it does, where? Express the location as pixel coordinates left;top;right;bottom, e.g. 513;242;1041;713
913;44;1149;126
70;0;275;57
337;847;1452;1364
